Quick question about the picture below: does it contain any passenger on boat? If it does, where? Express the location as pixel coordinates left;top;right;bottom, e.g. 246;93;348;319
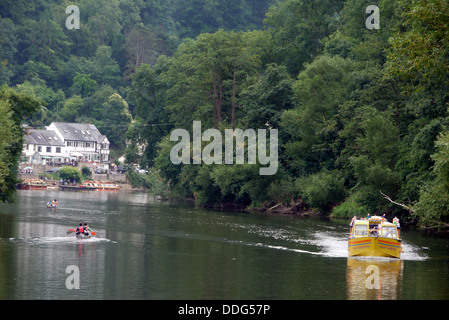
369;224;379;236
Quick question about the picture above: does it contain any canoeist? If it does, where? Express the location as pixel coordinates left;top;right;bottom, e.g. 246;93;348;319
75;223;88;236
83;222;91;235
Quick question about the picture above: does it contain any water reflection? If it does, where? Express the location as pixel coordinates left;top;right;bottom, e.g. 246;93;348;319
346;258;404;300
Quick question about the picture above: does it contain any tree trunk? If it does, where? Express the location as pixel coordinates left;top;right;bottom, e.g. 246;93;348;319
231;64;237;128
211;66;222;127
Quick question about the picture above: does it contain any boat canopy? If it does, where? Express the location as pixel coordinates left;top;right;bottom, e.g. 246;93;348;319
351;220;399;239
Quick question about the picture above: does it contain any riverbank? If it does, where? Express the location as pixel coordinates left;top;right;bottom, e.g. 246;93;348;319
191;198;321;217
16;177;146;192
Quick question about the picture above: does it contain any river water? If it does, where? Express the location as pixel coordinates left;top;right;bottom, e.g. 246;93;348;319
0;190;448;300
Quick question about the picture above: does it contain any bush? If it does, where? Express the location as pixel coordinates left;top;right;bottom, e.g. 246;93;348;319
59;166;82;182
331;192;368;219
267;178;297;205
81;166;92;179
296;170;347;212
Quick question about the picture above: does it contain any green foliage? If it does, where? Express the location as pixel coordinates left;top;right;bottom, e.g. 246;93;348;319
0;85;40;203
59;166;82;182
413;132;449;229
70;73;97;97
2;0;449;229
331;192;368;218
81;166;92;179
96;93;132;149
296;170;347;212
267;178;297;205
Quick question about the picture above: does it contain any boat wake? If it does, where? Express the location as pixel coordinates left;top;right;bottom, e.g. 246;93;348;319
227;229;428;261
6;236;114;245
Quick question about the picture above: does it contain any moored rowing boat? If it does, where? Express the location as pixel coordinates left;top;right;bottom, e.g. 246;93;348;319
17;179;48;190
60;180;120;191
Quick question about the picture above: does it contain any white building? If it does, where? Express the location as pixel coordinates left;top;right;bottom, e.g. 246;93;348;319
22;122;110;167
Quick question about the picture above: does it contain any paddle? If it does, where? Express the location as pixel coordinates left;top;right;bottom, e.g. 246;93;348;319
66;229;96;236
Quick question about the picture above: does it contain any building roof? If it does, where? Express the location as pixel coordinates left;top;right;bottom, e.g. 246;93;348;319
24;129;65;146
49;122;106;143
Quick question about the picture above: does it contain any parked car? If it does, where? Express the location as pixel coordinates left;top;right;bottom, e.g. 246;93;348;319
46;167;60;173
116;165;128;174
95;167;108;174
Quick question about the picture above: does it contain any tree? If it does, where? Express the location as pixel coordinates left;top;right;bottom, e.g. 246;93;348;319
96;93;132;149
343;106;401;213
413;131;449;230
281;55;355;175
125;62;170;168
264;0;345;76
0;85;40;203
59;95;84;122
162;30;260;129
0;18;18;85
59;166;82;182
296;170;347;212
386;0;449;95
70;73;97;97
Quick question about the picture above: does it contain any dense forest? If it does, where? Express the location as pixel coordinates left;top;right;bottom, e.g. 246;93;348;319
1;0;449;230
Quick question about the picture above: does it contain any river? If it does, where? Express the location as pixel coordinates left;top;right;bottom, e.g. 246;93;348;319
0;190;448;300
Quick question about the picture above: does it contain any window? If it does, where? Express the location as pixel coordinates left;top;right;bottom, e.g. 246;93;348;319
354;225;368;237
56;147;61;153
38;146;42;152
381;226;397;239
46;147;51;153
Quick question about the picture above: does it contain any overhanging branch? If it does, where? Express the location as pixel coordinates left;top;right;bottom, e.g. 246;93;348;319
380;190;415;214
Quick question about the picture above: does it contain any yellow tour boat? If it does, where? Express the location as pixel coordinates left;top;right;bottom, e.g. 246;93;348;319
348;215;402;259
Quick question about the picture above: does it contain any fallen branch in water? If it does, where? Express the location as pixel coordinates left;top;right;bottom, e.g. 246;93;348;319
267;203;282;212
380;190;415;214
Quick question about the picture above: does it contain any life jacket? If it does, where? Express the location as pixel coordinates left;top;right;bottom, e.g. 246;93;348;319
77;226;85;233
